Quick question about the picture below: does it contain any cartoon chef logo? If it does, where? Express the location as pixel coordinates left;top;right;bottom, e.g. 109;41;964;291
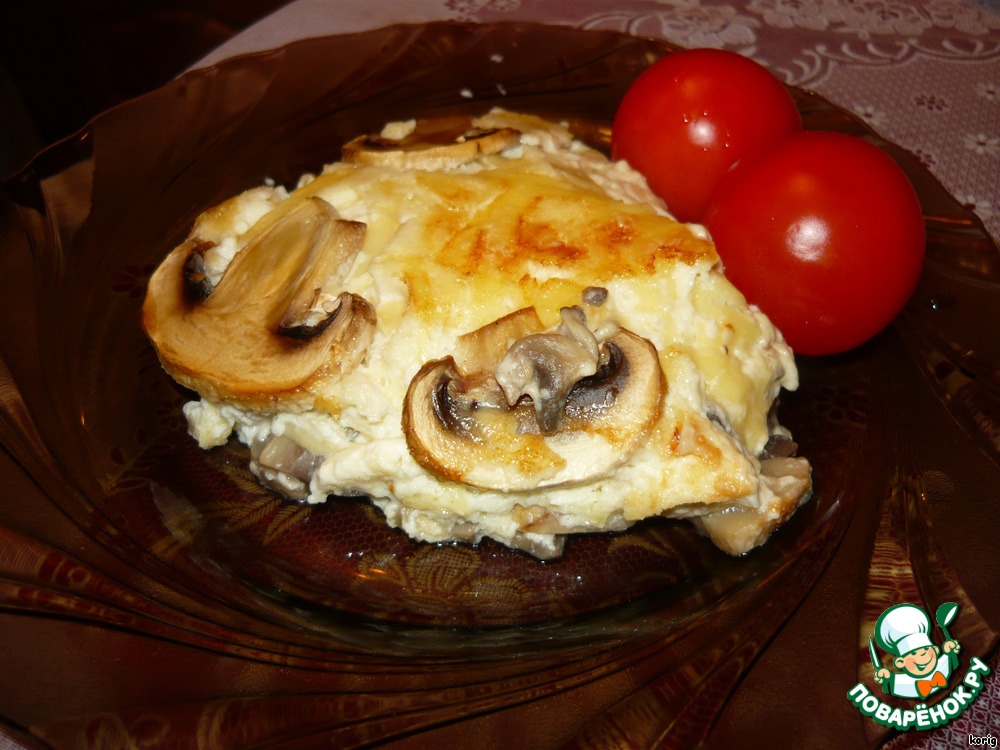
871;603;961;699
849;602;991;731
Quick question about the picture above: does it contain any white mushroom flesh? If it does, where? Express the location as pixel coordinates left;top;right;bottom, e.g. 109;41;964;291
494;307;603;433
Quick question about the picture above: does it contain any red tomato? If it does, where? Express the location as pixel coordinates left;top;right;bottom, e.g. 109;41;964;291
611;48;801;223
703;131;926;356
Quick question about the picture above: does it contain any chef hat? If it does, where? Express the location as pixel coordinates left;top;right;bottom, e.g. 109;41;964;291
875;604;933;657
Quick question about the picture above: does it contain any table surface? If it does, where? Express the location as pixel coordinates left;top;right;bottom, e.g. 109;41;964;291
2;1;999;748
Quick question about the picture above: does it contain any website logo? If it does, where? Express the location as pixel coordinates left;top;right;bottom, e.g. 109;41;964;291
847;602;992;731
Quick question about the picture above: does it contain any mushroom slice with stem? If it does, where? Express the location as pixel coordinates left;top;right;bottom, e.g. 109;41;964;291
494;306;605;434
402;314;666;492
142;196;375;407
341;116;521;171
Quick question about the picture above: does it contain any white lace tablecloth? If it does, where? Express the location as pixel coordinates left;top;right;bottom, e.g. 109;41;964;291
196;2;1000;747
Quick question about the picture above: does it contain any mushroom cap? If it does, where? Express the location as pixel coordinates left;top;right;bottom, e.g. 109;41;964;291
142;196;375;408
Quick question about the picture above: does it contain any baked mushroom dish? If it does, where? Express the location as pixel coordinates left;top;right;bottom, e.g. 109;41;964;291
142;109;811;559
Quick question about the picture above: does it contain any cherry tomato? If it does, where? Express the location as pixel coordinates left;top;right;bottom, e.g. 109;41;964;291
703;130;926;356
611;48;801;223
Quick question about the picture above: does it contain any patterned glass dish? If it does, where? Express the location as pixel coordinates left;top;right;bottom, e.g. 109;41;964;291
1;22;997;749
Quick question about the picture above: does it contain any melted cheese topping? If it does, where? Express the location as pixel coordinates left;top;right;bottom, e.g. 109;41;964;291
180;113;801;557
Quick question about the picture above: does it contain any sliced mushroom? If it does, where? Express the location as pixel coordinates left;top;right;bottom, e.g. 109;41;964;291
253;434;324;483
760;431;799;459
402;311;666;491
471;109;575;150
342;115;521;171
581;286;608;307
690;456;812;556
403;357;566;490
249;433;325;500
142;196;375;406
494;307;602;434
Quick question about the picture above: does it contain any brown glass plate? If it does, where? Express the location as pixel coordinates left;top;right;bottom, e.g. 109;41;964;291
1;22;998;749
